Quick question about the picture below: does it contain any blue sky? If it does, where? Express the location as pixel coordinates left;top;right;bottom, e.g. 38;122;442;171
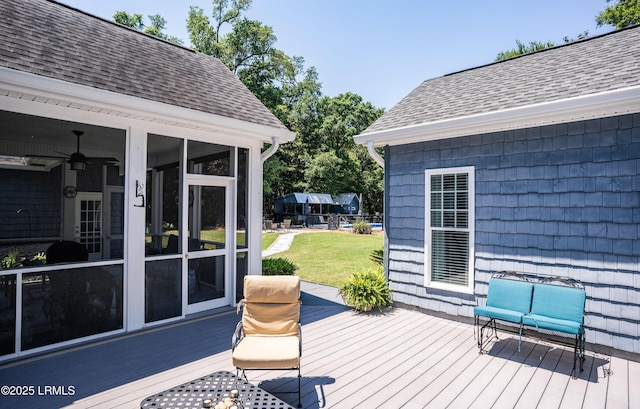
58;0;613;110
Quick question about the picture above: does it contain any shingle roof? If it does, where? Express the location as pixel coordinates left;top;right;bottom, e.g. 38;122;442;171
363;25;640;135
0;0;289;132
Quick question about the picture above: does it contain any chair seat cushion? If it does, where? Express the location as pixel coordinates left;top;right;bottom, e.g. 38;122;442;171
232;335;300;369
474;305;525;323
523;314;582;335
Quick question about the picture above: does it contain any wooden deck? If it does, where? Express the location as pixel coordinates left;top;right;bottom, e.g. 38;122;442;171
0;300;638;408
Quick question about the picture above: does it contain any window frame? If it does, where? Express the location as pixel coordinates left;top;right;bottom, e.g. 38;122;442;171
424;166;475;294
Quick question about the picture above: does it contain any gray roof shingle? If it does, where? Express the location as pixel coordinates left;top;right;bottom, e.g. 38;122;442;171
0;0;289;132
364;25;640;135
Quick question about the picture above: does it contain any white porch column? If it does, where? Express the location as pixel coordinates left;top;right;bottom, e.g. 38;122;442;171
248;143;264;278
125;127;147;330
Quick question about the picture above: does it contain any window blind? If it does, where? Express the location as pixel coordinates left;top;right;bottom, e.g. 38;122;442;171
431;230;469;286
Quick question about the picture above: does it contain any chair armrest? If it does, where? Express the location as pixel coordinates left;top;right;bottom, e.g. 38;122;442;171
231;321;243;351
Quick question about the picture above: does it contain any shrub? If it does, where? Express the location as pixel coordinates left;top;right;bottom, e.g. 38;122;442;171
340;267;392;312
369;248;383;266
352;221;372;235
262;257;298;276
1;250;21;269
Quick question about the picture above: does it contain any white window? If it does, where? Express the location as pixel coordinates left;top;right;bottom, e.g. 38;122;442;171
424;166;475;293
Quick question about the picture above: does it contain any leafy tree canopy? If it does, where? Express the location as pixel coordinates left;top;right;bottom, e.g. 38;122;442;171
495;39;555;61
596;0;640;28
113;11;183;45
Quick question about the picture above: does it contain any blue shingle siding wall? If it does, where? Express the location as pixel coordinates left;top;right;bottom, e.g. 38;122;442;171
387;113;640;354
0;167;62;239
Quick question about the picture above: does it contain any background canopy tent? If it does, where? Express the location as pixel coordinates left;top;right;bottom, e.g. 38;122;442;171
273;193;334;222
332;193;360;215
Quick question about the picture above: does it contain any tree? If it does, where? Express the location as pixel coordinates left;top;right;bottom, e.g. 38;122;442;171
295;93;384;213
314;93;384;157
596;0;640;28
113;11;183;45
262;66;323;210
186;0;306;117
187;1;276;74
113;11;144;31
495;39;555;61
263;91;384;214
562;31;590;43
186;0;251;58
303;151;360;196
354;143;384;215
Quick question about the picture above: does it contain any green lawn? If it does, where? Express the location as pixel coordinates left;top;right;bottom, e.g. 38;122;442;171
149;231;278;250
262;232;280;250
266;232;383;288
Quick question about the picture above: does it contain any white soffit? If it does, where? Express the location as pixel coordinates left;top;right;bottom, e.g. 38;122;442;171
0;67;296;143
355;85;640;147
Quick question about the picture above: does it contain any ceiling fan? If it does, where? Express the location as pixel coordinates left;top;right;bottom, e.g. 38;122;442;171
25;130;119;171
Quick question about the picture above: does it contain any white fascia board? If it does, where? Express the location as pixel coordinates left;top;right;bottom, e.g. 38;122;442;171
0;67;296;143
355;85;640;147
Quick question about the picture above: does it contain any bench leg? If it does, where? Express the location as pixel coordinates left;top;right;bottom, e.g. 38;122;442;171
477;317;498;354
571;332;586;379
517;324;523;353
579;332;586;372
572;337;578;378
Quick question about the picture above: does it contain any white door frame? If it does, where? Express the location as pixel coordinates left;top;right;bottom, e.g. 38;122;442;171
183;176;234;315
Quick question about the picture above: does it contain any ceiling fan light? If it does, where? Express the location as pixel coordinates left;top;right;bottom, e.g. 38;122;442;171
70;160;86;171
69;151;87;171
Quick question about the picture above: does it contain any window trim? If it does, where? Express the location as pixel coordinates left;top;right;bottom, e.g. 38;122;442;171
424;166;475;294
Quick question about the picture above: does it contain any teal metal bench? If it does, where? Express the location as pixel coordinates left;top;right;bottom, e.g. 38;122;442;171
474;272;586;376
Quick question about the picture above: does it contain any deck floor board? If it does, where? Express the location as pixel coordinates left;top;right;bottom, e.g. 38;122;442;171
0;303;635;408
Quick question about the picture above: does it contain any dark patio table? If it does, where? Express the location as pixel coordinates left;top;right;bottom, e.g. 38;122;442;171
140;370;294;409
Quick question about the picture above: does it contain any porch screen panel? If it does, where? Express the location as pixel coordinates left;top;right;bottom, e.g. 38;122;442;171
426;169;474;290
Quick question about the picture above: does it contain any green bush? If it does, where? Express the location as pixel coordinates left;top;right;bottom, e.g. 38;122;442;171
352;221;372;235
262;257;298;276
340;267;392;312
1;250;21;269
369;248;383;266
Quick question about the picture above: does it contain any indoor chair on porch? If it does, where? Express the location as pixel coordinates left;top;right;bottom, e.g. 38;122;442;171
232;275;302;408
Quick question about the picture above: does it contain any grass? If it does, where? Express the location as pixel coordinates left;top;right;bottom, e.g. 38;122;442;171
262;232;280;250
148;230;278;251
266;231;383;288
146;230;369;287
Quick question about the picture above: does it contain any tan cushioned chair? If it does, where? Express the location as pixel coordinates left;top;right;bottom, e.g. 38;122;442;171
232;275;302;407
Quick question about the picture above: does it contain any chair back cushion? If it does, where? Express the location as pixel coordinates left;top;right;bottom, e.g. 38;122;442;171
242;275;301;336
530;283;586;323
244;275;300;303
485;278;533;314
243;302;300;336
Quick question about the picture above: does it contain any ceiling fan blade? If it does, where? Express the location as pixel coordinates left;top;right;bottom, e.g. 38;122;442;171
23;154;67;160
86;157;120;164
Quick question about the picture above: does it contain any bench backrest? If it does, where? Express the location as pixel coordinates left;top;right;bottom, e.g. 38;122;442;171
530;283;586;323
486;278;533;314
